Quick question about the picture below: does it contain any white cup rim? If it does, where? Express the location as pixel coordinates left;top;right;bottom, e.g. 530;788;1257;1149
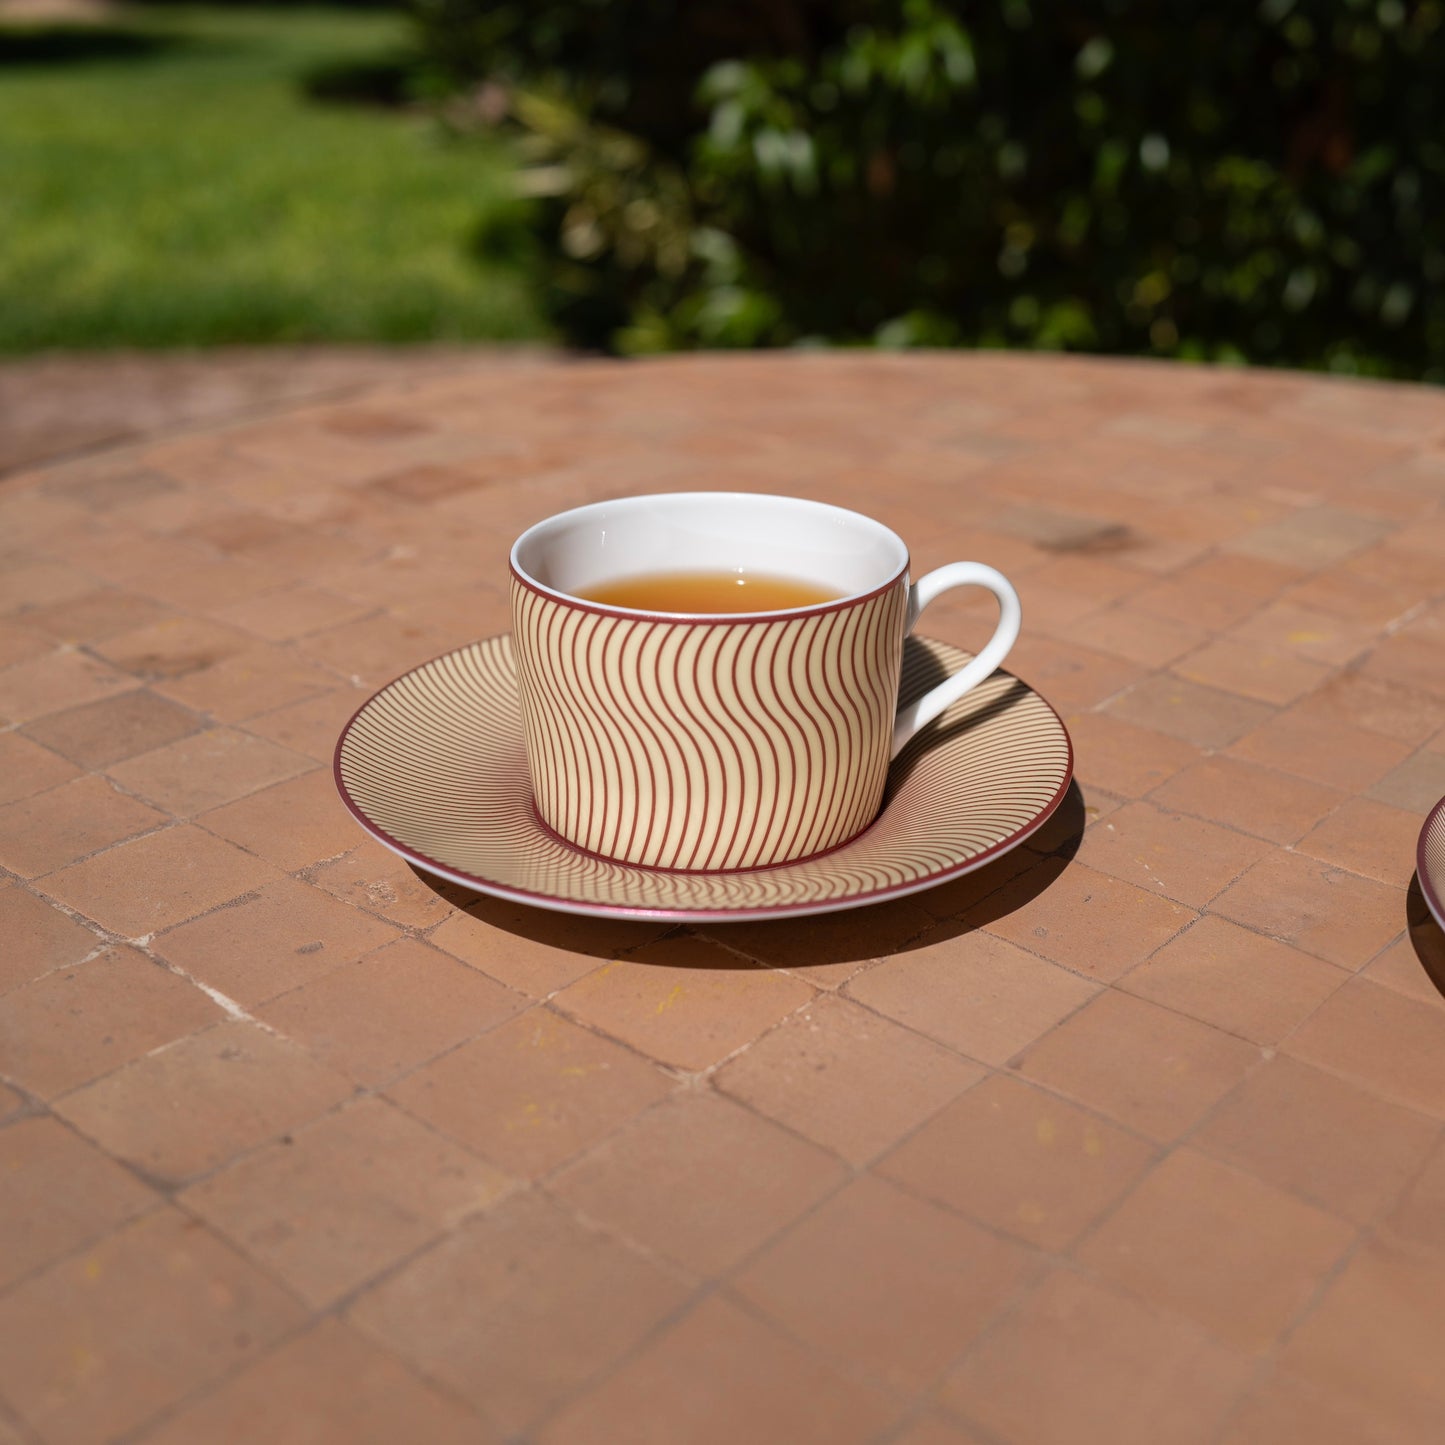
510;491;911;623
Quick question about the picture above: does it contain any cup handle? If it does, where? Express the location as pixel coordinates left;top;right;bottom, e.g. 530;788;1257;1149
891;562;1022;758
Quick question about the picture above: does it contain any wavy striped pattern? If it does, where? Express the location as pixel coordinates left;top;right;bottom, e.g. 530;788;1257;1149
510;578;908;870
1418;796;1445;930
335;634;1073;922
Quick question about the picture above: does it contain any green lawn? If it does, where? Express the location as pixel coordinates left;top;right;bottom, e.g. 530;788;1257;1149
0;6;545;350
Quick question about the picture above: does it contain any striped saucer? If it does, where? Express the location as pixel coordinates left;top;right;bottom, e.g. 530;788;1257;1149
334;634;1073;922
1417;795;1445;931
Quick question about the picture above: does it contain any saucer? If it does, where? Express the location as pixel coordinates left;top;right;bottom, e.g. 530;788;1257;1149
334;634;1073;922
1417;795;1445;931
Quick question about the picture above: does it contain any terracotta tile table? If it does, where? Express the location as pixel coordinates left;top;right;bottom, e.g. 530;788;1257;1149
3;352;1445;1444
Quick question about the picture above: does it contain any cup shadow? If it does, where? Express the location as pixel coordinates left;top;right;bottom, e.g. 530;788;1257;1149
409;779;1088;974
1405;874;1445;1001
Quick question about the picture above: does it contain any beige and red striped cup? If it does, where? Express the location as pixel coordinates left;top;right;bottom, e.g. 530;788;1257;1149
510;493;1021;872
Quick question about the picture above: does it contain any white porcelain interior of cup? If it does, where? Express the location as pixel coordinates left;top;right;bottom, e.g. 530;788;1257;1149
512;493;908;611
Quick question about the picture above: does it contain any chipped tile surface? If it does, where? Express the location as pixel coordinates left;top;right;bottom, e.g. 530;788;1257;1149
2;353;1443;1442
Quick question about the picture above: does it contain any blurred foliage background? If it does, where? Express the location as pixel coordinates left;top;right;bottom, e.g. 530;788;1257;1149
415;0;1445;380
4;0;1443;381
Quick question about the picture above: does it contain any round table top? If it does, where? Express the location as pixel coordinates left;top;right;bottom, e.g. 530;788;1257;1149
3;351;1445;1443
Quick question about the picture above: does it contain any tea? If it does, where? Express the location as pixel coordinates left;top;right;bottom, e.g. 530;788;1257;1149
579;569;842;614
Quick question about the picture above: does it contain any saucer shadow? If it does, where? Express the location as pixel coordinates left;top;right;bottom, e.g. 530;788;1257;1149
1405;874;1445;1001
407;780;1088;975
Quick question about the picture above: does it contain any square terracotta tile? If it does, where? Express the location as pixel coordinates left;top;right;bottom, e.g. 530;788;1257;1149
0;1082;23;1124
0;1208;304;1445
242;685;366;763
1195;1055;1439;1225
734;1173;1033;1391
1175;638;1331;706
154;643;337;723
198;768;359;870
993;635;1144;711
153;877;399;1007
349;1191;689;1437
93;614;252;681
0;731;79;806
699;894;939;987
2;557;105;615
181;1096;512;1307
1383;1133;1445;1253
879;1072;1156;1251
1285;565;1422;628
0;945;219;1098
1104;674;1275;750
550;1091;845;1276
1359;633;1445;701
1076;1148;1353;1353
257;936;525;1087
1295;795;1421;886
1119;915;1346;1044
0;884;100;993
41;824;282;936
1128;572;1268;633
553;937;815;1071
714;993;984;1164
537;1293;895;1445
298;613;448;686
1053;603;1209;668
973;859;1196;982
0;617;56;669
847;927;1098;1065
1059;712;1200;798
23;589;174;646
1170;550;1304;600
388;1008;673;1178
302;843;458;931
0;648;136;726
56;1020;354;1185
1369;749;1445;813
21;689;201;769
1293;669;1445;746
1150;755;1346;845
1076;801;1269;908
0;1115;157;1290
0;774;167;878
1212;851;1405;969
213;585;371;642
1227;505;1392;568
1015;990;1260;1141
429;898;667;997
1362;927;1443;1007
1284;977;1445;1117
135;1319;490;1445
1231;598;1382;666
39;466;176;514
889;1415;990;1445
140;553;288;614
107;728;314;817
1229;707;1410;791
1278;1239;1445;1435
1219;1368;1426;1445
941;1268;1252;1445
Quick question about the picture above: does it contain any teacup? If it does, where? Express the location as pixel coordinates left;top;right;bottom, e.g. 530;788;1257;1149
510;492;1021;871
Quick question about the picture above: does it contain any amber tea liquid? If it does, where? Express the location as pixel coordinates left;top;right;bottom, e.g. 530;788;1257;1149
579;570;841;614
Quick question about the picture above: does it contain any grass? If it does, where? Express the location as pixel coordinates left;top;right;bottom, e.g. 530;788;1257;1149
0;5;546;350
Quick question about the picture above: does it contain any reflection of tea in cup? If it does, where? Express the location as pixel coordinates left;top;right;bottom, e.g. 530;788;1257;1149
510;492;1021;872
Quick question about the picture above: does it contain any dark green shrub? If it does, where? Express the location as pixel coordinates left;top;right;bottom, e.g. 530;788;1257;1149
414;0;1445;378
